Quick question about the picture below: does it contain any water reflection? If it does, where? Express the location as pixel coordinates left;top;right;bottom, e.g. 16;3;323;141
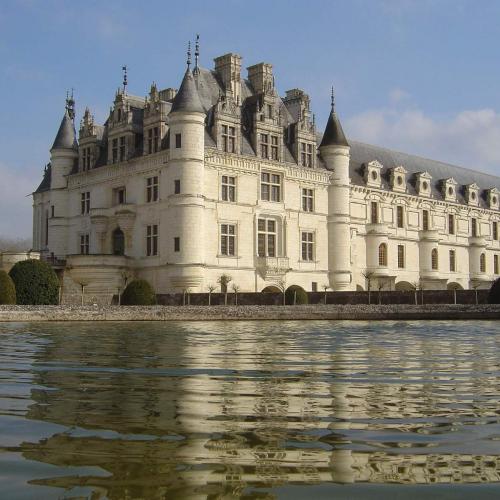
1;320;500;498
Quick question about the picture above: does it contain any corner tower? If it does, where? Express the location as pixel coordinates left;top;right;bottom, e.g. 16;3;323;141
168;46;206;291
320;91;352;290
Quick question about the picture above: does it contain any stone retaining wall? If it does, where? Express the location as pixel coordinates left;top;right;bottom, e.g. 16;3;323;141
1;304;500;322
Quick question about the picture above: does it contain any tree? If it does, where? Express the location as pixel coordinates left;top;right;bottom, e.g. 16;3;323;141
207;284;216;305
322;284;330;305
217;274;232;305
471;282;481;305
231;283;240;305
9;259;59;305
377;281;385;305
0;270;16;304
275;278;287;306
488;278;500;304
361;271;374;305
121;279;156;305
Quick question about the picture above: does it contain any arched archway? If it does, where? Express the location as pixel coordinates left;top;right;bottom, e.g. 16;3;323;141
262;285;280;293
447;282;464;291
112;228;125;256
395;281;414;291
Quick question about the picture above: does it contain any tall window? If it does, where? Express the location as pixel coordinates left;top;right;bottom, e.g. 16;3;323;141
82;147;91;171
80;234;89;255
431;248;438;270
258;218;276;257
270;135;279;160
146;224;158;256
302;188;314;212
175;133;182;148
449;250;456;272
396;205;404;228
371;202;378;224
422;209;429;231
471;218;478;237
174;180;181;194
81;192;90;215
119;136;126;161
448;214;455;235
112;138;118;163
493;221;498;241
495;255;499;274
220;224;236;256
174;237;180;252
146;176;159;203
114;187;126;205
397;245;405;268
260;133;269;158
480;253;486;273
222;125;236;153
221;175;236;202
147;127;160;154
261;172;281;202
378;243;387;266
301;232;314;261
300;142;313;167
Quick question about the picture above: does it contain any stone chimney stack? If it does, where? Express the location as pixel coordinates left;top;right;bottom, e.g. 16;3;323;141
247;62;273;94
214;53;242;103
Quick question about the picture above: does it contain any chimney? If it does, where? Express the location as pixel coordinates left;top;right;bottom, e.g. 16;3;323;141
247;62;273;94
214;53;242;103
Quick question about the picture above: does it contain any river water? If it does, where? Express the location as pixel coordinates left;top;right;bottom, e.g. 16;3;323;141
1;320;500;499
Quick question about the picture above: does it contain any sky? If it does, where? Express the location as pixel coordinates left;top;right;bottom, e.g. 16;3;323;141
1;0;500;239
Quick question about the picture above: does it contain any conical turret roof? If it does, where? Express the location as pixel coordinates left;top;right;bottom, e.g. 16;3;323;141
170;68;204;114
51;109;78;151
319;109;349;148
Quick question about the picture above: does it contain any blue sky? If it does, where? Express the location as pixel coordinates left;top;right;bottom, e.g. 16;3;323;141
1;0;500;238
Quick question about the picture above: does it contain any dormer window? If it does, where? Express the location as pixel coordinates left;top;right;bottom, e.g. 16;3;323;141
222;124;236;153
364;160;383;188
390;166;407;193
147;127;160;154
487;188;500;210
466;183;479;206
442;178;458;202
300;143;314;167
416;171;432;197
117;108;122;122
81;147;92;171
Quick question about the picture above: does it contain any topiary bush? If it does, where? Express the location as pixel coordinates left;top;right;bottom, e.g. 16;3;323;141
121;279;156;305
488;277;500;304
9;259;59;305
285;285;309;305
0;270;16;304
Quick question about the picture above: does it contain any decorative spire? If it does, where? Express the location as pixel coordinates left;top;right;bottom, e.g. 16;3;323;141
187;41;192;69
65;88;75;120
193;34;200;75
320;89;349;148
122;65;128;94
331;86;335;112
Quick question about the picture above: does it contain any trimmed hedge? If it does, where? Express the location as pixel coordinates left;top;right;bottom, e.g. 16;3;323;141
9;259;59;305
121;279;156;305
285;285;308;305
0;270;16;304
488;277;500;304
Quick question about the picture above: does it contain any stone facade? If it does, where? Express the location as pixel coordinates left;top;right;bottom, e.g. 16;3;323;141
32;46;500;300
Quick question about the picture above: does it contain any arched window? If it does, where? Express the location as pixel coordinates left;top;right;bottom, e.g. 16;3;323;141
378;243;387;266
480;253;486;273
431;248;438;270
112;227;125;256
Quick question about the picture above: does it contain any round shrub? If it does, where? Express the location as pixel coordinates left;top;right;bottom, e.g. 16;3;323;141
0;270;16;304
121;279;156;305
285;285;308;305
9;259;59;305
488;277;500;304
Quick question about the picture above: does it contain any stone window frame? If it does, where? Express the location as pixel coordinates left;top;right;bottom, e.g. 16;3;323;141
219;222;237;257
301;187;314;212
221;174;236;202
431;248;439;270
260;171;282;203
397;244;405;269
146;175;159;203
378;243;388;267
480;252;486;273
79;233;90;255
80;191;90;215
300;230;315;262
396;205;405;228
146;224;158;257
221;124;236;153
449;249;456;272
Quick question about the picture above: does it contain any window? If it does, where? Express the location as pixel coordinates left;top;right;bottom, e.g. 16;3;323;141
146;224;158;256
174;237;180;252
82;147;91;170
301;232;314;261
221;175;236;202
378;243;387;266
267;104;273;119
80;234;89;255
153;127;159;153
51;205;54;218
175;133;182;148
397;245;405;268
81;192;90;215
422;209;429;231
431;248;438;270
112;138;118;163
222;125;236;153
471;218;477;237
258;218;276;257
220;224;236;256
312;282;318;292
270;135;279;160
448;214;455;235
371;202;378;224
146;176;159;203
119;136;126;161
302;188;314;212
300;142;313;167
493;222;498;241
495;255;499;274
450;250;456;272
261;172;281;202
480;253;486;273
174;179;181;194
114;187;126;205
396;205;404;228
260;133;269;158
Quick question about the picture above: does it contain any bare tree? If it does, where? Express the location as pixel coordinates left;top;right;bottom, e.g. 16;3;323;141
207;284;216;306
410;281;420;305
322;284;330;305
182;288;191;306
217;274;232;305
377;281;385;305
471;283;481;305
361;271;374;304
275;278;287;306
231;283;240;305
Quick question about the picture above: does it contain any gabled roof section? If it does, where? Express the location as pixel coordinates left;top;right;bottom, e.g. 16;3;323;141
51;109;78;151
170;68;204;113
35;164;51;193
319;109;349;148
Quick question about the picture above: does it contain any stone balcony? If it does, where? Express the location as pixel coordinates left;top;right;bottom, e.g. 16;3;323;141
469;236;487;247
419;229;440;242
255;256;290;279
366;223;389;236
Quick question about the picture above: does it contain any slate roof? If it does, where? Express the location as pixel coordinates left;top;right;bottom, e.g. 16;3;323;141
51;110;78;150
319;110;349;148
35;164;51;193
171;68;204;113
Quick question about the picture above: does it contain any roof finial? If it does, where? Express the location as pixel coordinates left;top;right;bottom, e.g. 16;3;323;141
66;89;75;120
122;65;128;94
187;41;192;69
331;86;335;113
194;34;200;74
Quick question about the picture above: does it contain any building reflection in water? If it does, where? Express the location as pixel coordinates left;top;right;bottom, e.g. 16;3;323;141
11;321;500;498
